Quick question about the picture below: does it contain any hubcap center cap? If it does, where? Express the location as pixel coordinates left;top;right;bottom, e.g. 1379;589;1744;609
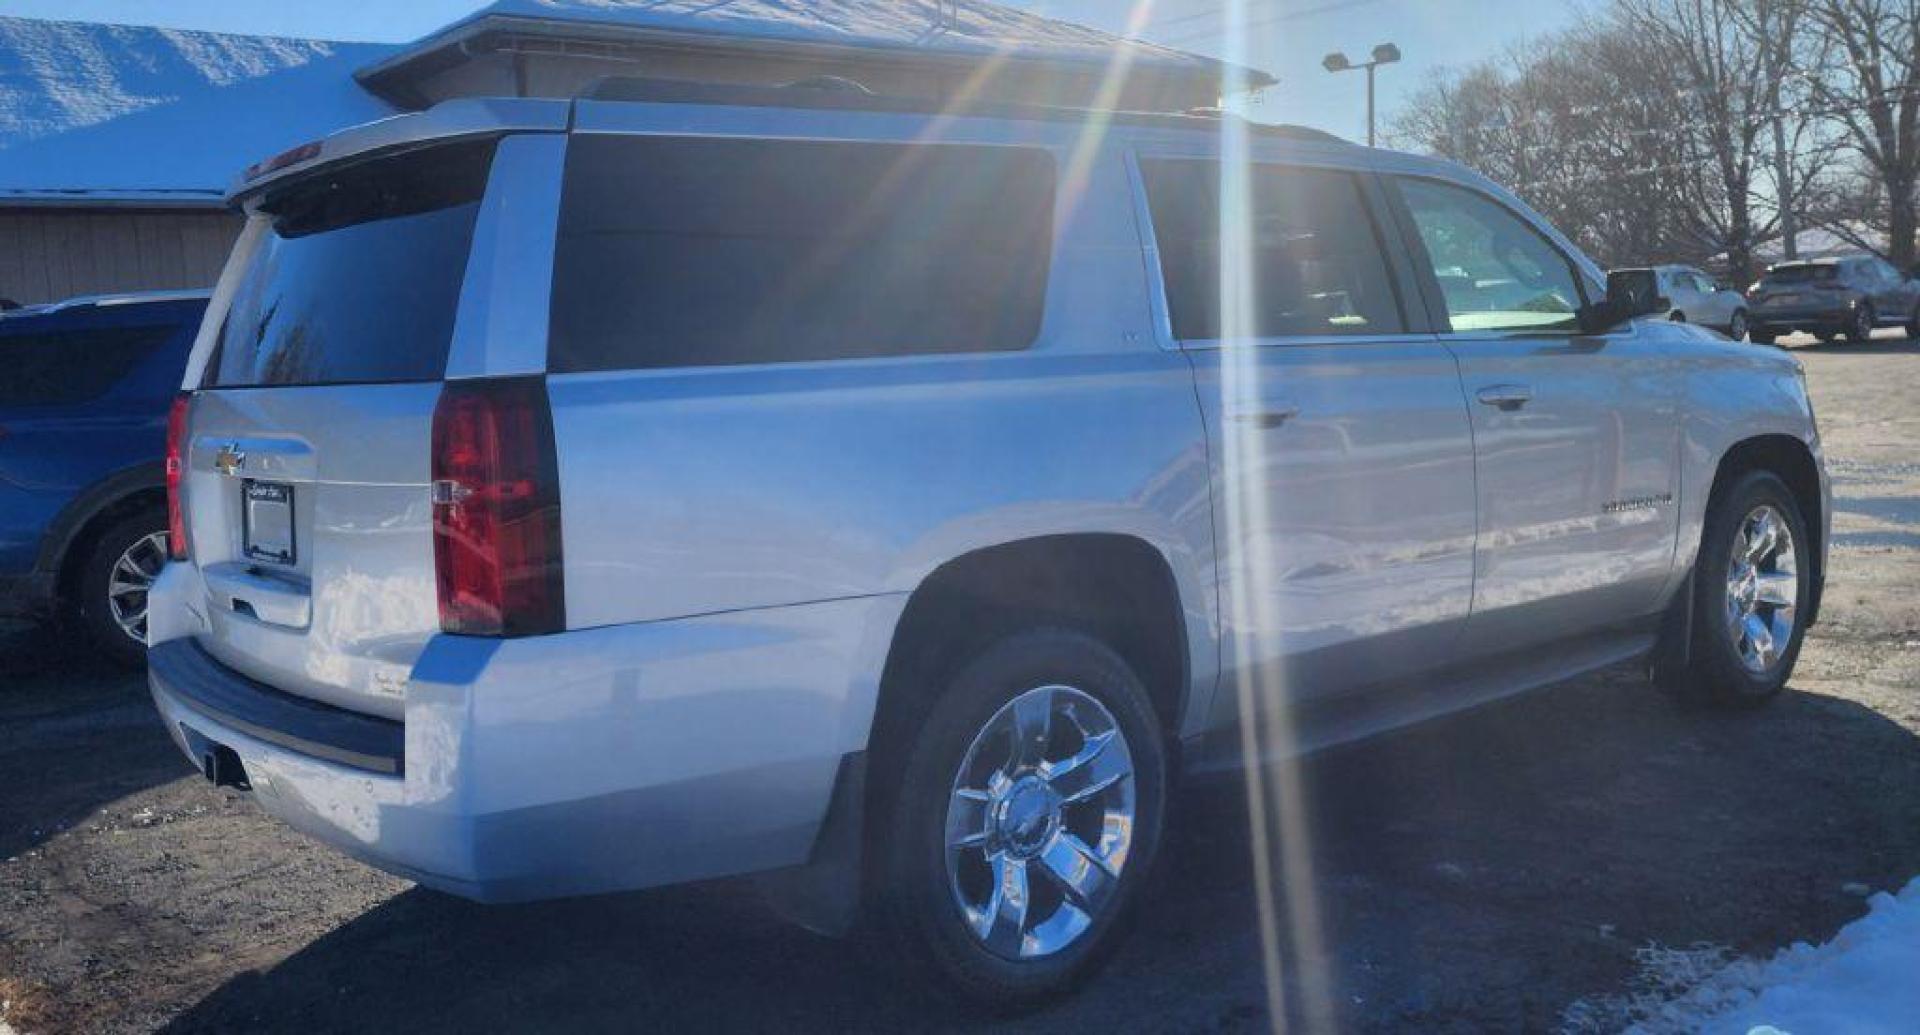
995;778;1061;857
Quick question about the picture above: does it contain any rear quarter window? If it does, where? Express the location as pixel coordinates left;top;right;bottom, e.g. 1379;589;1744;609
548;135;1057;372
0;324;174;407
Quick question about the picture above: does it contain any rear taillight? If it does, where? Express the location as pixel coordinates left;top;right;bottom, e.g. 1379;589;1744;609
165;393;191;561
430;377;565;637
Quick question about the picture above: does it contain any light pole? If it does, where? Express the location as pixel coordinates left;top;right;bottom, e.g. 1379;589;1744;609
1322;43;1401;147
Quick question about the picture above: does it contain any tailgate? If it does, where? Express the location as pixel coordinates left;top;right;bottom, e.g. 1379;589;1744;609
184;385;441;719
180;140;497;719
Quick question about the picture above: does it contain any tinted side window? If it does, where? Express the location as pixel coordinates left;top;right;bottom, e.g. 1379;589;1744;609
549;136;1056;372
1141;159;1405;340
1396;177;1587;333
0;325;173;407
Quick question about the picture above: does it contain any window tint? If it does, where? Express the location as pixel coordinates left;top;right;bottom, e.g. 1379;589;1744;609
1397;178;1587;333
549;136;1056;371
1764;264;1836;284
1140;159;1404;340
206;140;494;388
0;324;172;407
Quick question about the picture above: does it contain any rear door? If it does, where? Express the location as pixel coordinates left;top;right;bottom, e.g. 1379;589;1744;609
1686;271;1732;327
1135;152;1477;723
1661;269;1701;320
1387;175;1682;656
181;139;517;719
1868;258;1913;322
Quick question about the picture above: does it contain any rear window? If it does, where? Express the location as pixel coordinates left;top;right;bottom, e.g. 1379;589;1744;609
548;135;1056;372
205;141;495;388
0;324;173;407
1765;264;1839;284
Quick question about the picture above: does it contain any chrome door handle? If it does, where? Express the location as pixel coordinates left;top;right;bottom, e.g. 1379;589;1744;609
1229;406;1300;429
1476;385;1533;411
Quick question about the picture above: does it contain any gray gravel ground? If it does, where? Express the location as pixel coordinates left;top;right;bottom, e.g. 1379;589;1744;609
2;334;1916;1033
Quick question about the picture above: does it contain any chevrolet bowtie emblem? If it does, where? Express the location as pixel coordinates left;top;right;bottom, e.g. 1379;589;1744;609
214;444;246;477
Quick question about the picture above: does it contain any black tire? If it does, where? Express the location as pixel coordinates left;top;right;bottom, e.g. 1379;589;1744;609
1846;303;1875;343
1905;306;1920;340
874;627;1168;1011
74;511;169;669
1728;309;1749;341
1749;326;1777;345
1669;311;1687;323
1677;470;1811;709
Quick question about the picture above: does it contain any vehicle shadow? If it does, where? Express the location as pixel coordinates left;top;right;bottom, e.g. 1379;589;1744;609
162;670;1920;1033
0;620;186;859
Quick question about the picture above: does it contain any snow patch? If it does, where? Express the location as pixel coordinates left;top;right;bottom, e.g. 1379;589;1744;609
1562;876;1920;1035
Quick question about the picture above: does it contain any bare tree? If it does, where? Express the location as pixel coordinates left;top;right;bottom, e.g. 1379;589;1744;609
1803;0;1920;266
1386;24;1709;268
1387;0;1839;277
1610;0;1841;281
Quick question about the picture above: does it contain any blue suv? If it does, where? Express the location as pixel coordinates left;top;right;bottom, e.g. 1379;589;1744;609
0;292;207;665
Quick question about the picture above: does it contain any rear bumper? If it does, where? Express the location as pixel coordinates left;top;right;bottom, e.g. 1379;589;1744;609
1749;303;1854;331
146;563;904;903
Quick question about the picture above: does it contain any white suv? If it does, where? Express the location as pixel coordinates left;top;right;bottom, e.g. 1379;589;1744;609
148;83;1828;1005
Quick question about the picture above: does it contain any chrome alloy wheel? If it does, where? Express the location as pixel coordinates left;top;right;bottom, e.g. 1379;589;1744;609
944;684;1136;960
1725;505;1798;673
106;531;168;646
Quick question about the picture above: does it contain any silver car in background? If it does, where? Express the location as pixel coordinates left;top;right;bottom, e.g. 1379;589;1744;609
1623;263;1750;339
146;82;1829;1007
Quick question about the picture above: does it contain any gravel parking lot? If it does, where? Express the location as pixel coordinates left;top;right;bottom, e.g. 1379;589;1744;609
3;335;1917;1034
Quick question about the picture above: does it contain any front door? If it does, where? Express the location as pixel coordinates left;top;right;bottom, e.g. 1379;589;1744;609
1389;176;1682;655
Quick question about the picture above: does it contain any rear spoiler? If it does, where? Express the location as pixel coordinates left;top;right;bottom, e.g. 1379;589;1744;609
226;97;570;205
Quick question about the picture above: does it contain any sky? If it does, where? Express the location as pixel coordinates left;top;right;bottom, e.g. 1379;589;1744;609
0;0;1585;138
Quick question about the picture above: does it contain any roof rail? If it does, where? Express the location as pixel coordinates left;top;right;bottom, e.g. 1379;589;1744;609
577;76;1351;145
0;289;212;320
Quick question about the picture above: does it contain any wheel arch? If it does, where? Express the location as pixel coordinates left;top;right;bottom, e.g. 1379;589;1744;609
1705;434;1825;626
34;463;166;607
868;534;1193;781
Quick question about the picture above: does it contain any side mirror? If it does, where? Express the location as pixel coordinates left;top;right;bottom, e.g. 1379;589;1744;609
1583;269;1668;333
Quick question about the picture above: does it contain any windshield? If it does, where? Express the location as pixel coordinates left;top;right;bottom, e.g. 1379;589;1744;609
205;140;494;388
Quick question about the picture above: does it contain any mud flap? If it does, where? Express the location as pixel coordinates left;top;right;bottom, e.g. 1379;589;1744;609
1649;566;1696;693
754;752;865;937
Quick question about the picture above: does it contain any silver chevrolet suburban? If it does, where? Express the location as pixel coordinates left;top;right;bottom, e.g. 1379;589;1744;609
148;80;1828;1006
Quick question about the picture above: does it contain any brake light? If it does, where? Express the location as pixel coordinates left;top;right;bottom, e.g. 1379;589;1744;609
430;377;565;636
242;140;321;183
165;393;190;561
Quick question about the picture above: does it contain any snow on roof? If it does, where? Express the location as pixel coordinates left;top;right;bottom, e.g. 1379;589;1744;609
0;16;399;204
358;0;1269;99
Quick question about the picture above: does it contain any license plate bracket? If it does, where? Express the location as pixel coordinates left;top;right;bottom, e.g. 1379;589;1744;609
242;480;296;566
